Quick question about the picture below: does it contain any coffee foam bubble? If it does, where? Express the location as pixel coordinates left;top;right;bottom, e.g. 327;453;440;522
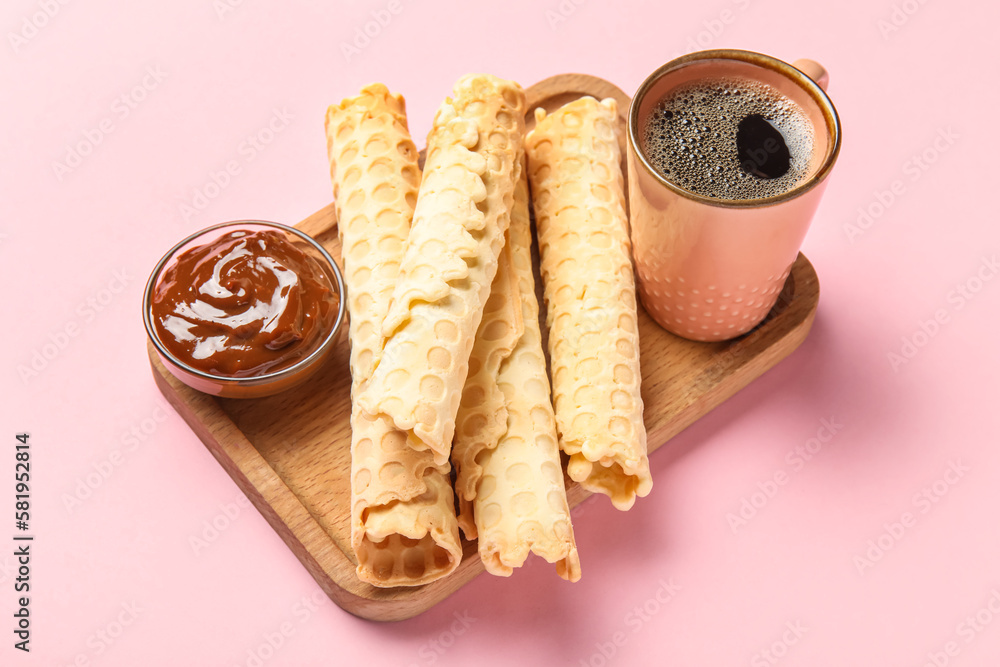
641;77;814;200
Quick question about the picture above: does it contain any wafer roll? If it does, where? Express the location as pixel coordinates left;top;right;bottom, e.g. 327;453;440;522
325;84;461;587
452;239;522;523
525;97;652;511
456;168;581;580
357;74;526;466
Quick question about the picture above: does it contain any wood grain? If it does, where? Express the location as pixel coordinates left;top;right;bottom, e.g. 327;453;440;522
147;74;819;622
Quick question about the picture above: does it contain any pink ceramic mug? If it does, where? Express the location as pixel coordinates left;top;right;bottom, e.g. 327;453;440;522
626;49;841;341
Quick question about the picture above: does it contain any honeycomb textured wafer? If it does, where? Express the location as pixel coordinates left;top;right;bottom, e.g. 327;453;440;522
452;239;522;517
525;96;652;511
326;83;461;587
357;74;527;466
466;168;581;580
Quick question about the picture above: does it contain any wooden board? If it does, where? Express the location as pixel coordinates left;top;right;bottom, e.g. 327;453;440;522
147;74;820;622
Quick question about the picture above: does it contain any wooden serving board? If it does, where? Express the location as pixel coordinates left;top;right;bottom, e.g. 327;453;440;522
148;74;819;622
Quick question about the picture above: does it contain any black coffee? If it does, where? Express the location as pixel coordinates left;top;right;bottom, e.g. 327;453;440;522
641;76;814;200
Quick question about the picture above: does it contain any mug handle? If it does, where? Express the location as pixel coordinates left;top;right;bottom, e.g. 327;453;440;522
792;59;829;91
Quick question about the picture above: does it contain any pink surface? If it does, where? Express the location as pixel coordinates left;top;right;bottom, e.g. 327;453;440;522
4;0;998;664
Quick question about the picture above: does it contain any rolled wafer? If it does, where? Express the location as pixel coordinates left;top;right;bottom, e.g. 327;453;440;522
451;238;522;525
325;83;461;587
357;74;526;466
525;96;652;511
456;167;581;580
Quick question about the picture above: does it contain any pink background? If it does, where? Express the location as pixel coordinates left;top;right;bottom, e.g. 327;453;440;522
4;0;998;664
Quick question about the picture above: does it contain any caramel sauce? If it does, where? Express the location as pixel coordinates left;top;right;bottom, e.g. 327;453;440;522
151;230;338;377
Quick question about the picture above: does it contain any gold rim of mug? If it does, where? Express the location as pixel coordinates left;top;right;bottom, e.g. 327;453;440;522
627;49;842;209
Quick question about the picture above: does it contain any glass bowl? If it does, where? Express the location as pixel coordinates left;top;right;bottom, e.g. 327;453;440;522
143;220;346;399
